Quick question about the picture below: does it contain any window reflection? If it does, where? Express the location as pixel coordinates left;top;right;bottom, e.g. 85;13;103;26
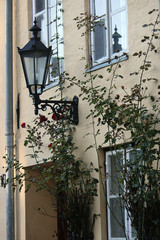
112;25;122;53
111;10;127;54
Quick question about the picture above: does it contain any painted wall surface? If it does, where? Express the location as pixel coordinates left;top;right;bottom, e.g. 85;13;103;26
61;1;160;239
0;0;160;240
25;168;57;240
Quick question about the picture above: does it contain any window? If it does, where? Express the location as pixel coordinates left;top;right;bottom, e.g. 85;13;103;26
32;0;64;87
105;150;137;240
90;0;128;66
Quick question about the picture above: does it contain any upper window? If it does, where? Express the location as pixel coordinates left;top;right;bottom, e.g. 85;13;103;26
90;0;128;66
105;150;137;240
32;0;64;87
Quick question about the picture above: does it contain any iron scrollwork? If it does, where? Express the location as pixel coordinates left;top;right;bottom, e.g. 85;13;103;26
33;95;79;125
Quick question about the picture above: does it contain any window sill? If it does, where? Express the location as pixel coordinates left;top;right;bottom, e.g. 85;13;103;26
43;80;60;92
87;54;128;72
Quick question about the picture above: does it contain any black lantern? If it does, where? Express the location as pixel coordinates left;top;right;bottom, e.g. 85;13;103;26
18;20;79;125
18;19;52;96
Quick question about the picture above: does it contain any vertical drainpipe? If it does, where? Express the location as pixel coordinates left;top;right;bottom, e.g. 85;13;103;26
5;0;14;240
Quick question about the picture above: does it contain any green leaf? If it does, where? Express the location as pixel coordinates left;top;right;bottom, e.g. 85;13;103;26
24;140;28;146
150;96;155;102
98;75;103;79
85;145;94;152
133;52;139;56
142;24;148;27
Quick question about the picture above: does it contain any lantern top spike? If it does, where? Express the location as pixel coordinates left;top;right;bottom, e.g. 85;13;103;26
29;18;41;38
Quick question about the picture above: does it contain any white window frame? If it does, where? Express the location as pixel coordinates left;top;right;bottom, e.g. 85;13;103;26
90;0;128;66
32;0;64;89
105;150;136;240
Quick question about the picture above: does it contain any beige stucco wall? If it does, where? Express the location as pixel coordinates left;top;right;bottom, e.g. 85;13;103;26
0;0;160;240
25;168;57;240
62;1;160;240
14;0;160;239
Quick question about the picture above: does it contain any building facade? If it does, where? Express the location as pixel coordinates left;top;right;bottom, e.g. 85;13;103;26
0;0;160;240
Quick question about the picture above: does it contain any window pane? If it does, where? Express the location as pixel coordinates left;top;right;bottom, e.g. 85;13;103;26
48;0;63;50
94;0;106;16
51;57;59;78
131;226;137;238
110;0;126;12
129;150;141;164
36;14;47;45
111;10;127;54
110;198;125;238
48;0;64;79
90;0;108;62
35;0;45;13
94;19;107;61
48;0;56;7
108;154;123;195
48;4;56;46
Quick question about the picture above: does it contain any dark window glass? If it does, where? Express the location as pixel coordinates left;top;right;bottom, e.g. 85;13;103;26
110;198;125;237
94;19;106;60
35;0;45;13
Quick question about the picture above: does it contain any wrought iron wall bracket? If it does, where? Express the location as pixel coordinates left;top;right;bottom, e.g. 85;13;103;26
33;95;79;125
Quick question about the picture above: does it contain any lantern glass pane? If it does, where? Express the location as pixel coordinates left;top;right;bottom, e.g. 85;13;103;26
35;53;48;86
23;53;34;86
30;85;42;95
23;52;48;87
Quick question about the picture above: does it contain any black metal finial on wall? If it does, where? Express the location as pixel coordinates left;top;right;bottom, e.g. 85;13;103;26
0;174;6;187
16;93;20;129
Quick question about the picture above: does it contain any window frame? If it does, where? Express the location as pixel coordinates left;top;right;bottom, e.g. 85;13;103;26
32;0;64;89
90;0;128;68
105;150;136;240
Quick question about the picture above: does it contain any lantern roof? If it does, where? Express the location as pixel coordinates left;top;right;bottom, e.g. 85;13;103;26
18;19;51;54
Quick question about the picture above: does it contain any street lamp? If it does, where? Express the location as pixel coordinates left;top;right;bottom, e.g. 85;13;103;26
18;19;79;125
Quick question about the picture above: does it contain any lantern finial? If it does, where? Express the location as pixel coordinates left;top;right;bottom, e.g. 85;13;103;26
29;18;41;38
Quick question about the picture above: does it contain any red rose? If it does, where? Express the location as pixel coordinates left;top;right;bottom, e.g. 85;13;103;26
48;143;52;148
21;122;26;128
115;94;120;100
121;104;126;108
40;115;48;123
52;113;57;120
52;113;63;121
